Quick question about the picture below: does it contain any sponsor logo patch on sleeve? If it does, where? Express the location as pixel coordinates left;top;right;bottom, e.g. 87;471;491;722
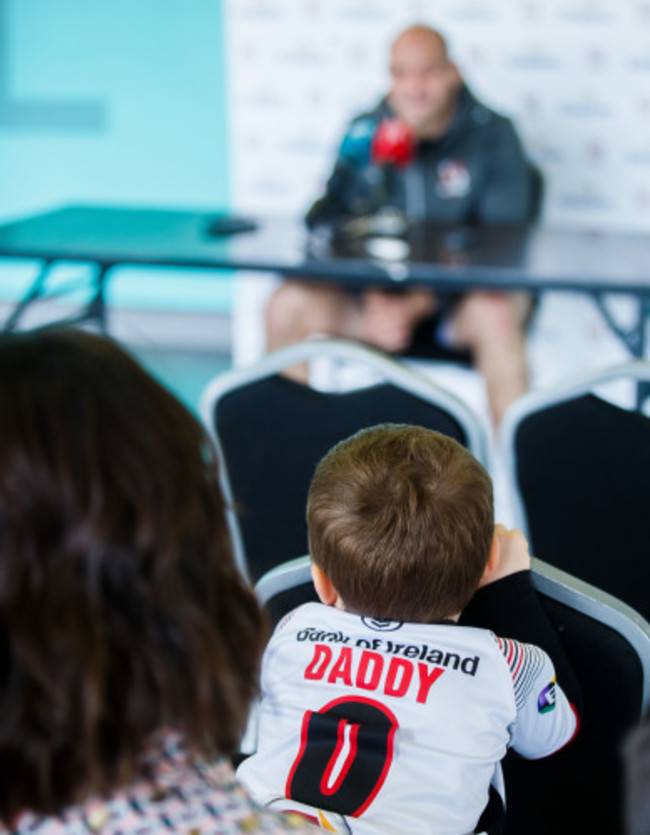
538;677;558;713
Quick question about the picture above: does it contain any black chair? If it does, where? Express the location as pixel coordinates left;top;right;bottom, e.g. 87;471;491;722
199;338;489;585
254;554;650;835
254;554;317;627
499;360;650;623
527;160;545;223
504;558;650;835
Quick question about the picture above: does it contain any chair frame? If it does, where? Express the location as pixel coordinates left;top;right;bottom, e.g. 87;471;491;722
255;553;650;711
530;557;650;711
498;359;650;544
200;337;490;579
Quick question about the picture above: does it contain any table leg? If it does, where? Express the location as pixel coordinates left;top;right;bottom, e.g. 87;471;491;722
593;292;650;411
3;261;110;334
2;260;52;332
75;263;109;332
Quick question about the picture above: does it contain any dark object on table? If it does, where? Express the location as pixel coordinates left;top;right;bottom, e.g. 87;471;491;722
204;214;258;237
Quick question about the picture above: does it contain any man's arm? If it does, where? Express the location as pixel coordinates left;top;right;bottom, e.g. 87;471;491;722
460;527;583;712
475;119;535;224
306;112;384;228
305;159;360;228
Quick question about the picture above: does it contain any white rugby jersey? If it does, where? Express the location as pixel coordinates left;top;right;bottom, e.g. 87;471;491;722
237;603;577;835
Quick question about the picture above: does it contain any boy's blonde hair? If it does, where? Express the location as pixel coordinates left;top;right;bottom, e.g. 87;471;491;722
307;424;493;622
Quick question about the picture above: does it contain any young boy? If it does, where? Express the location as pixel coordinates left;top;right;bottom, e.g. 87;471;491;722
237;425;579;834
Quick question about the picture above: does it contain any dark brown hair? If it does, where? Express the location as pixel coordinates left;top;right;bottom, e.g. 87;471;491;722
0;328;264;823
307;424;493;623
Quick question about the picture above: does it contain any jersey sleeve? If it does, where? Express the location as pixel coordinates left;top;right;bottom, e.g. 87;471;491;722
496;635;579;759
461;570;583;713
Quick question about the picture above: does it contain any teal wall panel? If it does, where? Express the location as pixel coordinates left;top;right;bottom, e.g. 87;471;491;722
0;0;233;315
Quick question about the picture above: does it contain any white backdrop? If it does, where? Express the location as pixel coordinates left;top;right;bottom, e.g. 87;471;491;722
225;0;650;233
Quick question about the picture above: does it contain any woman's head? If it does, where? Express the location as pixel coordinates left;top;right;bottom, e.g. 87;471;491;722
0;328;263;821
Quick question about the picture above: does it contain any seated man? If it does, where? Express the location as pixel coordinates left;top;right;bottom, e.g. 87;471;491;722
265;24;537;426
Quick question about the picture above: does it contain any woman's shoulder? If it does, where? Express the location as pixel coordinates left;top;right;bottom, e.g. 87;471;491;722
5;737;317;834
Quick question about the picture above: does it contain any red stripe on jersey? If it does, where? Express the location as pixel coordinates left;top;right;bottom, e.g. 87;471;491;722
511;642;525;679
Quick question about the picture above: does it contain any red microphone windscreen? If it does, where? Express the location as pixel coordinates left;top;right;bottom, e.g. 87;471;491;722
370;119;415;166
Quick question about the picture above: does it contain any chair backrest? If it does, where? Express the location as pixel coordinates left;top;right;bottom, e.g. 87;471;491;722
255;554;316;626
527;160;545;222
504;558;650;835
200;338;489;583
499;360;650;623
255;554;650;835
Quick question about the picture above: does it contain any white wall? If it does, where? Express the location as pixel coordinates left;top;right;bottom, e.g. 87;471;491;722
226;0;650;233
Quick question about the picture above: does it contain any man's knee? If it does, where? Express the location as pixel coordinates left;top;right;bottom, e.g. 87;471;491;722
453;292;530;348
266;281;316;325
265;280;356;347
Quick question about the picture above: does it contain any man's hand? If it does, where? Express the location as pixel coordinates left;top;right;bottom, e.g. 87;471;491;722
360;288;436;353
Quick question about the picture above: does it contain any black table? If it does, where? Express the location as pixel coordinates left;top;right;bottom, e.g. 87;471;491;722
0;204;648;359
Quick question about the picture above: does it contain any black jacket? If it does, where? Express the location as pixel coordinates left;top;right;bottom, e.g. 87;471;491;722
306;85;535;228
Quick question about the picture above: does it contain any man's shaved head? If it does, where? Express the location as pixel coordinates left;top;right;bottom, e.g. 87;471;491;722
388;24;461;138
391;25;449;63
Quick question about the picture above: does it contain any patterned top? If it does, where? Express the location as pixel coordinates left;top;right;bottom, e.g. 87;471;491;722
3;736;317;834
